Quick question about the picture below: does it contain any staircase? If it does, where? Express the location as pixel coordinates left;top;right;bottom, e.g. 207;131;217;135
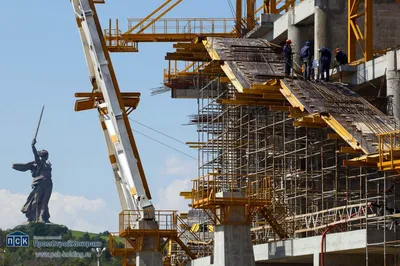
259;193;296;240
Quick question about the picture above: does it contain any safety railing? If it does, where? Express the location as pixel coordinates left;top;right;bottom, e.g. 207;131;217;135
104;18;236;41
272;0;305;14
119;210;178;235
104;28;139;52
127;18;236;35
192;173;271;207
163;61;207;86
172;215;213;258
104;18;237;51
377;130;400;171
108;232;135;255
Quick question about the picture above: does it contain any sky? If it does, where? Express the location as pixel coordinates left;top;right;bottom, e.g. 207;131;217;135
0;0;256;233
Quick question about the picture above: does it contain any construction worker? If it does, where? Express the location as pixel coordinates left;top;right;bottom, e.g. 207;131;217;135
282;39;293;76
334;48;348;66
319;46;332;81
300;41;313;80
334;48;348;82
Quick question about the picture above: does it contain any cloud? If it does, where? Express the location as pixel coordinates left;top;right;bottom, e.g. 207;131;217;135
155;156;196;212
162;156;197;176
155;179;191;212
0;190;118;233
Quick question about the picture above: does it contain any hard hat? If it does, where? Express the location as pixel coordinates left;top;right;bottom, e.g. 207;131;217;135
39;150;49;157
306;41;311;46
286;39;292;44
335;48;341;53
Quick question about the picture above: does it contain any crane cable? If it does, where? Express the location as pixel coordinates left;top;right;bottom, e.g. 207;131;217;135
128;118;197;160
130;118;187;145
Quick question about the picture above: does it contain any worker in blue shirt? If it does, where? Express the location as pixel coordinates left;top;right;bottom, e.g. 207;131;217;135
300;41;313;80
319;46;332;81
282;39;293;76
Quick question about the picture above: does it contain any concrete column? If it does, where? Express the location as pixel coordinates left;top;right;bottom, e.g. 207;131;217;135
288;25;304;72
213;193;255;266
313;253;320;266
135;220;163;266
136;251;162;266
386;50;400;119
287;8;304;71
314;4;329;79
214;224;255;266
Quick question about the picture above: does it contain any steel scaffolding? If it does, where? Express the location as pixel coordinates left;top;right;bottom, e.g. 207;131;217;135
184;73;400;265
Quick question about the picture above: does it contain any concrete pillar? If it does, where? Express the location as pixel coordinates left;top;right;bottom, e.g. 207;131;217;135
313;253;320;266
314;4;329;79
214;224;254;266
386;50;400;119
135;220;163;266
213;193;255;266
287;8;304;72
136;251;163;266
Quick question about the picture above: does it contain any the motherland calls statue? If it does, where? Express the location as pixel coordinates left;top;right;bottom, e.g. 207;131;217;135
12;140;53;223
11;106;53;223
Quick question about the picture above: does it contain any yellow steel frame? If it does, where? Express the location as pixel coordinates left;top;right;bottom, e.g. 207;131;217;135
162;0;305;85
74;92;140;113
236;0;242;33
191;173;271;225
377;130;400;171
126;0;183;35
114;210;196;261
104;0;241;52
247;0;256;31
348;0;373;63
264;0;304;14
108;233;136;265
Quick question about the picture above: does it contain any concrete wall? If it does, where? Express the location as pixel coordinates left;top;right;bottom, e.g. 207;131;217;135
373;0;400;51
316;0;346;53
189;256;212;266
268;0;400;57
318;0;400;57
253;229;367;262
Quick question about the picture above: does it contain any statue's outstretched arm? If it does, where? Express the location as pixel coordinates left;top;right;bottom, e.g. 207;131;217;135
12;162;34;172
32;139;40;163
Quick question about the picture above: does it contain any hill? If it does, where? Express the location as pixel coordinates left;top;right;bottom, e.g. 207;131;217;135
71;230;110;242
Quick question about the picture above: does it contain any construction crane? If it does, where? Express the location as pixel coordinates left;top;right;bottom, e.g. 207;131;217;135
68;0;271;217
70;0;154;218
70;0;199;265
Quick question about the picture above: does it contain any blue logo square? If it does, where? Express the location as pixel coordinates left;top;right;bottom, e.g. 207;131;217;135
6;231;29;247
